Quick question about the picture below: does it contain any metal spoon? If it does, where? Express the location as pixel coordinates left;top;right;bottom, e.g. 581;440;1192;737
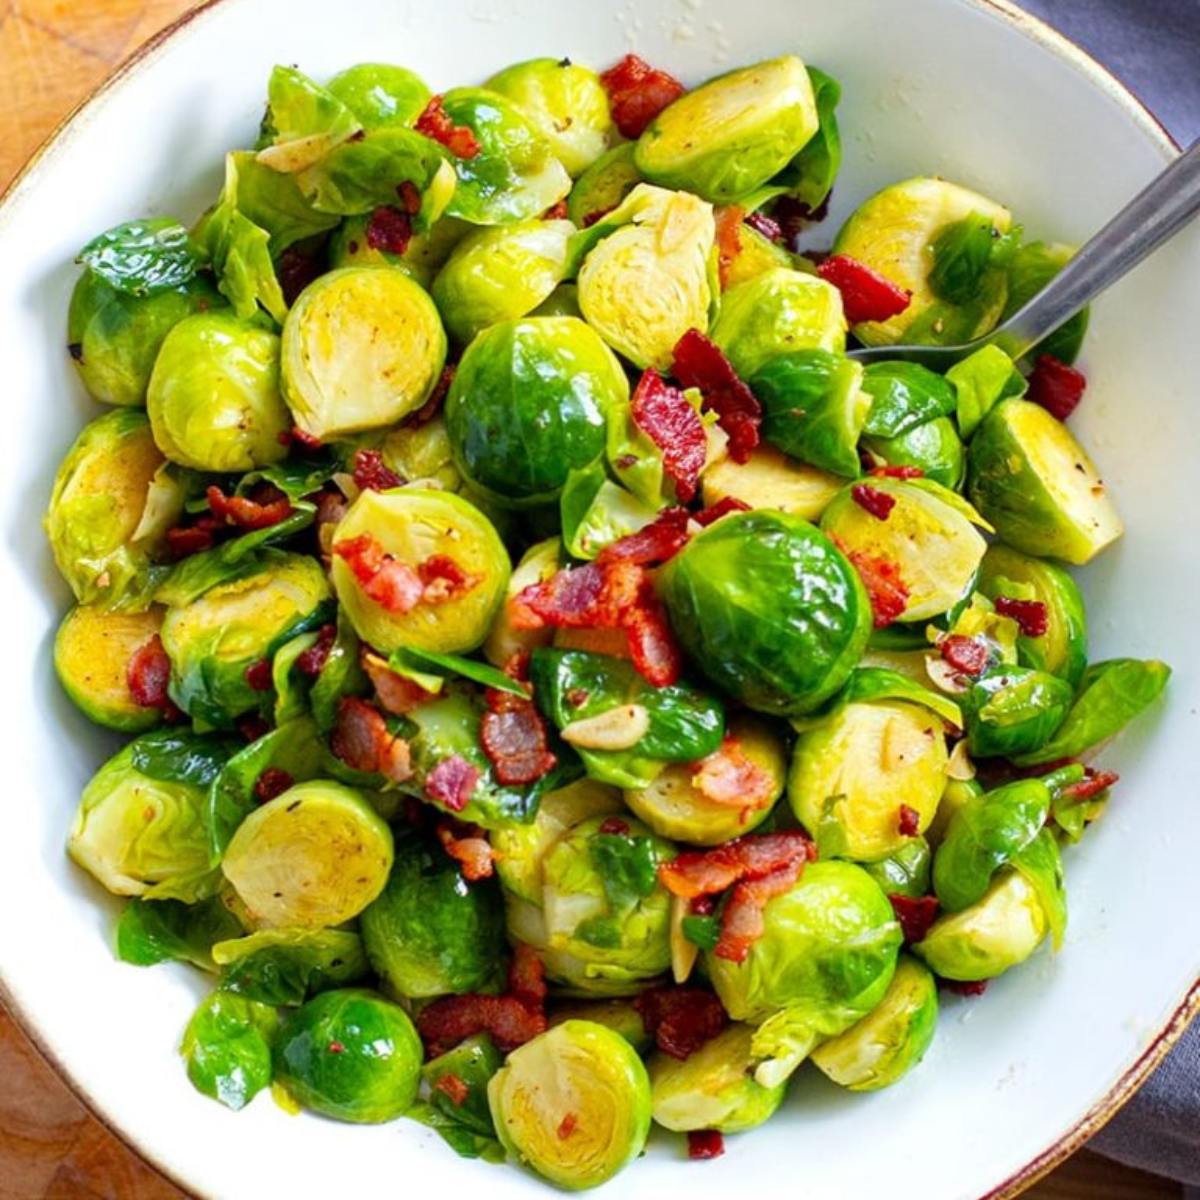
847;138;1200;368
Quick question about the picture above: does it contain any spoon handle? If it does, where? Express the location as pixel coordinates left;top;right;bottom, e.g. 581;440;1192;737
1002;138;1200;359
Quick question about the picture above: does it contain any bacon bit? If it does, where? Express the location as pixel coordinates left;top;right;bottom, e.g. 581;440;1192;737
435;819;495;881
690;895;715;916
744;210;783;244
1027;354;1086;421
850;482;897;521
772;195;830;250
713;205;744;290
276;244;324;308
397;180;422;215
238;714;271;743
508;942;548;1012
419;555;481;605
363;653;437;715
897;804;921;837
406;363;456;429
481;690;557;786
415;95;481;158
351;448;403;492
716;859;807;962
290;426;324;451
693;496;751;526
833;537;910;629
595;817;630;837
623;599;684;689
816;254;912;325
127;636;172;710
425;755;480;813
432;1073;470;1107
164;522;216;559
333;534;424;613
993;596;1049;639
630;369;707;503
940;635;989;677
659;831;816;901
634;987;728;1060
327;1041;345;1054
598;506;691;567
330;696;412;783
599;53;685;139
692;738;775;810
889;894;941;944
207;484;292;532
295;625;336;678
944;979;988;997
1060;768;1119;803
254;767;294;803
869;464;925;480
557;1113;578;1140
687;1131;725;1161
582;208;611;228
365;205;413;256
543;199;569;220
671;329;761;464
244;659;272;691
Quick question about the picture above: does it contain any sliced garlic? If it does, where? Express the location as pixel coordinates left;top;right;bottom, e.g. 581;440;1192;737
561;704;650;751
669;894;698;984
945;738;976;781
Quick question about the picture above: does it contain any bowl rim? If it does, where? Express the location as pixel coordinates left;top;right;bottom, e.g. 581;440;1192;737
0;1;1191;1196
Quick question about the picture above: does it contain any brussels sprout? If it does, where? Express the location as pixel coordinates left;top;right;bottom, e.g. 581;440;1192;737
161;552;331;727
329;214;471;288
485;58;614;178
862;838;932;899
635;56;819;204
946;344;1027;440
484;537;563;668
710;267;846;379
863;416;966;492
567;144;641;227
281;267;446;441
221;150;342;256
414;1033;505;1159
927;777;984;848
723;221;797;291
650;1023;786;1133
360;830;505;998
700;443;843;520
213;927;369;1004
54;604;165;731
624;716;786;845
115;894;244;970
222;781;393;928
78;217;204;297
776;66;841;210
445;317;627;507
432;219;574;345
820;478;989;623
326;62;432;130
548;1000;653;1054
914;868;1047;981
182;990;277;1111
810;956;938;1091
960;665;1075;758
375;416;461;491
831;177;1013;346
968;399;1123;565
860;361;958;439
440;87;572;225
576;184;715;371
532;283;583;318
659;510;872;716
977;544;1088;686
1001;241;1088;365
275;988;423;1122
257;65;363;172
488;1020;652;1189
331;488;509;654
560;463;660;560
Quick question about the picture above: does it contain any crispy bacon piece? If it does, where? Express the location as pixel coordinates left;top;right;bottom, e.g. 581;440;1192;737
772;195;829;251
715;859;808;962
993;596;1049;638
630;370;707;503
277;244;324;307
850;482;897;521
1027;354;1086;421
419;555;481;605
543;199;569;220
598;507;691;566
333;534;424;613
508;942;548;1012
1060;768;1119;803
351;448;403;492
622;597;684;688
416;95;481;158
330;696;412;783
687;1131;725;1161
833;537;910;629
816;254;912;324
366;205;412;256
599;816;631;835
672;329;761;464
435;819;495;881
407;363;456;428
164;525;214;558
363;652;437;715
599;53;685;139
254;767;294;803
944;979;988;997
290;426;324;451
713;205;745;290
238;714;271;743
296;625;336;678
898;804;921;837
889;894;941;944
244;659;272;691
425;755;480;812
869;464;925;480
693;496;751;526
432;1073;469;1107
744;210;783;244
127;636;173;710
691;738;776;811
940;635;989;677
635;987;728;1060
481;690;557;786
659;831;816;901
557;1113;578;1140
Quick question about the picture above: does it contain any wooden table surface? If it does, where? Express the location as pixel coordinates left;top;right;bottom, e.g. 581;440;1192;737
0;3;1186;1198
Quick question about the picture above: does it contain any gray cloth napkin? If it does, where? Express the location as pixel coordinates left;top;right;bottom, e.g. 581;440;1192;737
1016;1;1199;1190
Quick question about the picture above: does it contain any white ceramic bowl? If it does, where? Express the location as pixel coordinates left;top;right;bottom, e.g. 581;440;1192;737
1;1;1197;1196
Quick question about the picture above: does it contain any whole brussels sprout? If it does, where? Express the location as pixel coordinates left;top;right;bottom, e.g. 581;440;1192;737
274;988;423;1122
484;537;564;669
810;956;938;1091
863;416;966;491
635;56;819;203
820;478;989;623
432;219;574;345
360;830;505;998
325;62;432;130
862;837;932;899
485;58;615;177
710;267;846;379
967;398;1123;565
960;665;1075;758
532;282;582;319
330;488;509;654
927;777;984;847
221;780;393;928
445;317;627;507
548;999;652;1054
328;214;471;288
649;1023;787;1134
577;184;715;371
44;408;167;607
146;311;290;471
567;143;641;227
488;1020;652;1190
68;270;223;407
161;551;331;727
658;510;872;716
700;443;842;520
282;266;447;441
182;990;277;1111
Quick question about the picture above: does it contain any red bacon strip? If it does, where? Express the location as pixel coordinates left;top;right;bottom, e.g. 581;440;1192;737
687;1131;725;1161
816;254;912;324
330;696;412;783
362;653;438;716
897;803;921;837
658;831;815;901
425;755;480;812
1026;354;1086;422
993;596;1049;638
351;448;403;492
634;987;728;1061
715;859;809;963
869;464;925;480
418;555;481;605
940;635;989;677
481;688;557;786
365;205;412;256
127;635;173;710
333;534;423;613
254;768;294;803
889;894;941;944
542;199;569;220
408;363;456;428
244;659;272;691
744;210;783;244
691;738;776;811
295;625;335;678
671;329;761;464
598;507;691;567
508;942;549;1012
1059;768;1119;803
850;483;896;521
630;369;707;503
415;95;481;158
713;205;744;290
599;53;685;139
207;484;292;531
833;537;909;628
693;496;750;526
435;819;495;881
944;979;988;997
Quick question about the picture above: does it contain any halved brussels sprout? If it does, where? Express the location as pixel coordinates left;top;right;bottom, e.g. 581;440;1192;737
548;999;652;1054
432;219;574;345
832;177;1013;346
484;537;563;668
328;214;471;288
485;58;614;177
650;1023;786;1133
700;443;843;520
567;144;641;227
927;777;984;848
960;665;1075;758
576;184;715;371
161;552;331;727
325;62;432;131
862;837;932;899
221;780;393;928
810;956;938;1091
659;509;872;716
44;408;167;607
488;1020;652;1190
820;478;989;622
624;715;786;845
445;316;627;507
635;56;819;203
947;344;1027;440
282;266;447;441
274;988;423;1122
212;927;369;1005
914;868;1046;981
863;417;965;491
54;604;164;731
330;487;510;654
360;830;505;998
723;220;797;291
440;87;572;225
710;267;846;379
560;462;660;560
967;398;1123;565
